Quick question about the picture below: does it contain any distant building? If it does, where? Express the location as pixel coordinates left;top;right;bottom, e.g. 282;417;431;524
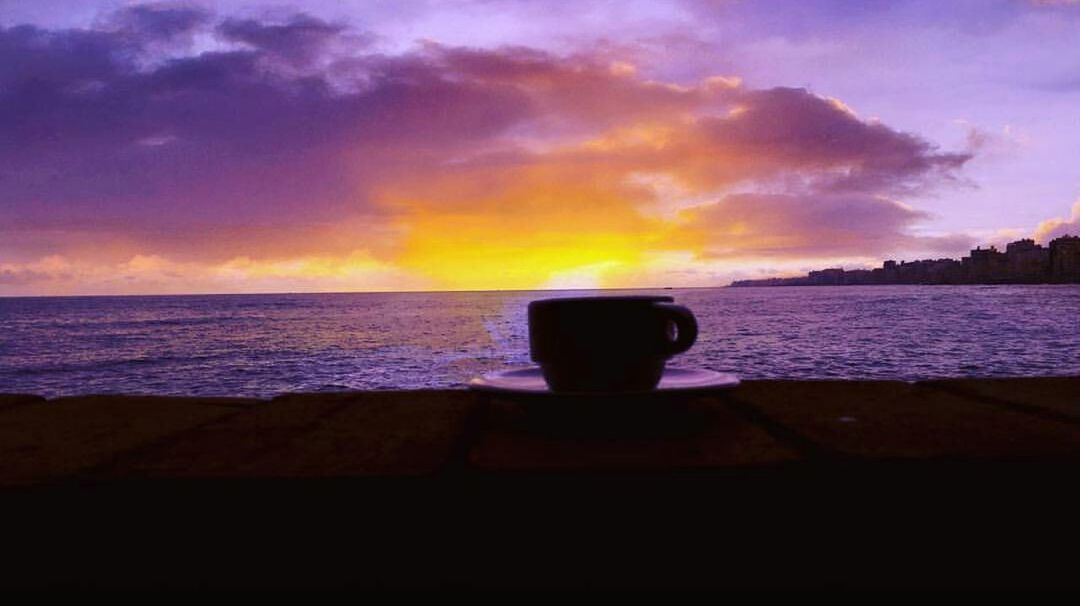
1004;238;1050;282
964;246;1008;283
808;268;845;285
1049;235;1080;282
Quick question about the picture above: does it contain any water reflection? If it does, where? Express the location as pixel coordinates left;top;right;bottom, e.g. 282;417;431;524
1;285;1078;397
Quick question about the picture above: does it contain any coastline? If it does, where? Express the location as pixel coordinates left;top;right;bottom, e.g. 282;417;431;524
730;236;1080;287
728;280;1080;287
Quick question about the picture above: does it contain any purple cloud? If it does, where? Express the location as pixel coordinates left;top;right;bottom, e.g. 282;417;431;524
0;12;536;262
108;3;209;42
217;14;358;66
679;193;974;258
709;87;971;194
0;267;58;286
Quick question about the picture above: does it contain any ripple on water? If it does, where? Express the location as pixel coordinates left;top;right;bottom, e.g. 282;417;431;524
1;286;1078;397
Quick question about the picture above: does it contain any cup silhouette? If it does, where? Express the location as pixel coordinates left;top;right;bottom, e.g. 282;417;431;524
528;295;698;393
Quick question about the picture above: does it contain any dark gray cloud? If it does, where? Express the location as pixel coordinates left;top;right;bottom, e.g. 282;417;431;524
217;14;359;65
0;267;61;286
683;193;974;258
693;87;972;194
108;3;210;42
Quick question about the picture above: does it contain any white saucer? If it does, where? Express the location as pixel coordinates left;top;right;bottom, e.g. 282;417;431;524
467;366;739;396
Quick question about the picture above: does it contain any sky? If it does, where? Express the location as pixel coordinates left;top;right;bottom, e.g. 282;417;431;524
1;0;1079;295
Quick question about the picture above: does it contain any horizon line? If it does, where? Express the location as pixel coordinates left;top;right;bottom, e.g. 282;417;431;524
0;285;732;300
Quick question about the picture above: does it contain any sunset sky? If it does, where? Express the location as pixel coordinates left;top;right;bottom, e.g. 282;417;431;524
2;0;1079;295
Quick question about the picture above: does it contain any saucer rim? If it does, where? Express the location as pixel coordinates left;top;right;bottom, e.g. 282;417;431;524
466;365;740;396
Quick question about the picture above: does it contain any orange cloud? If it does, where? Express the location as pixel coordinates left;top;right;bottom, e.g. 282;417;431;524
370;83;972;288
1034;199;1080;243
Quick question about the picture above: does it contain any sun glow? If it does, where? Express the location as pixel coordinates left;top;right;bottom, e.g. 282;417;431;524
395;216;647;290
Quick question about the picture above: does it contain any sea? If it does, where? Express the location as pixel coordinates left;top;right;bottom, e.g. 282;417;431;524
1;285;1078;398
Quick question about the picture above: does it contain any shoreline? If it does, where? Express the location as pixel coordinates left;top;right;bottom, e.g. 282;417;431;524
728;280;1080;287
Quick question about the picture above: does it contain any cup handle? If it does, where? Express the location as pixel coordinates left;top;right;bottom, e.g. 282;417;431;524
656;303;698;356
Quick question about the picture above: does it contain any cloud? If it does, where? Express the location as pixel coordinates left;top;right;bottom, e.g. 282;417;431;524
0;4;974;293
0;16;537;263
107;3;210;43
217;14;358;66
372;83;972;284
0;251;429;296
671;193;974;259
1034;199;1080;242
0;267;56;286
585;86;972;195
430;44;729;129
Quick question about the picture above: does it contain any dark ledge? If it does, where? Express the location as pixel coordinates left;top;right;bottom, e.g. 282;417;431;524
1;378;1077;590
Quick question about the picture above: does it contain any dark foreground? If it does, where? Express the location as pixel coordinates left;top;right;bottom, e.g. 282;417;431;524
1;378;1078;590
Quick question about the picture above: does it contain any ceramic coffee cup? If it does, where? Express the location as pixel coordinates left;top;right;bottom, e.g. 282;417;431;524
528;295;698;393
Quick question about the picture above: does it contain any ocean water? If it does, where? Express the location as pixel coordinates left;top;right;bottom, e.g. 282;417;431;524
1;285;1078;398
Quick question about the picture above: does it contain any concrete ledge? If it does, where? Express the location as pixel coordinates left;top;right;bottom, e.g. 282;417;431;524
1;378;1077;589
0;393;46;412
730;380;1079;460
924;376;1080;421
96;391;478;479
470;393;801;471
0;395;261;486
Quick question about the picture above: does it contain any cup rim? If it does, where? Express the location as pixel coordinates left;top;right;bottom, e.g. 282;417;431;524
528;295;673;308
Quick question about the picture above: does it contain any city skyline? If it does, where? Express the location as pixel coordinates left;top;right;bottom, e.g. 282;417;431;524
3;0;1080;295
730;234;1080;286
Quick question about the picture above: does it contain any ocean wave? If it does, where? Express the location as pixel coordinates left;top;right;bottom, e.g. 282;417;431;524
1;286;1078;398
